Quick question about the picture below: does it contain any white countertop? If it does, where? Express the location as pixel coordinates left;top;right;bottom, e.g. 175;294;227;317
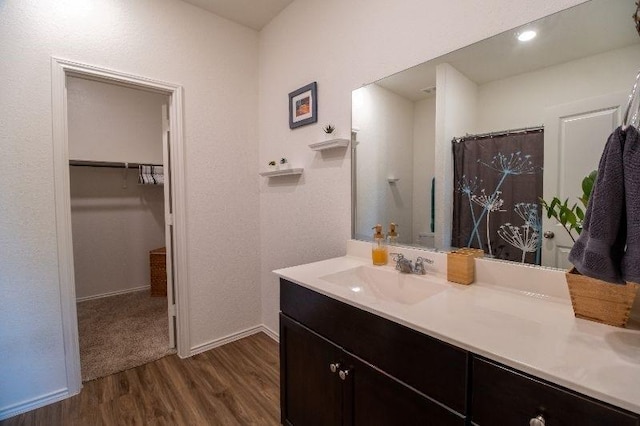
274;248;640;414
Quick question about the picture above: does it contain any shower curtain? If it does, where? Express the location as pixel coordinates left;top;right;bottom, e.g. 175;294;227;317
451;130;544;264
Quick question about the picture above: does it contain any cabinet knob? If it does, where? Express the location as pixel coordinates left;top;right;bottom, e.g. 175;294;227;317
530;414;546;426
543;231;555;239
339;369;350;381
329;363;340;373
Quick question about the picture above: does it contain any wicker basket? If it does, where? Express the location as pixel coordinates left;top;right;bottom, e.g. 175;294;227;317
447;251;475;285
455;248;485;258
565;268;639;327
150;247;167;297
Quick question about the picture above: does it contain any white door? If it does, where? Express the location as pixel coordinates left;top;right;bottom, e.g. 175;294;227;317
162;104;176;348
542;92;627;268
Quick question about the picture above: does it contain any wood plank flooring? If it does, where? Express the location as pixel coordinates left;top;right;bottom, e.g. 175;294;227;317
2;332;280;426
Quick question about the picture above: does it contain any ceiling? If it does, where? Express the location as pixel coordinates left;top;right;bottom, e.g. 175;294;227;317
376;0;640;101
181;0;293;30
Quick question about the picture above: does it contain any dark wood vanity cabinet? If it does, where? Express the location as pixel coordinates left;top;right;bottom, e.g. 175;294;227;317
280;278;640;426
280;314;465;426
471;357;639;426
279;314;342;426
280;279;466;426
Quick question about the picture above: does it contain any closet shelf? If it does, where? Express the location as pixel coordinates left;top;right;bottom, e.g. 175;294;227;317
308;138;350;151
69;159;161;169
259;168;304;177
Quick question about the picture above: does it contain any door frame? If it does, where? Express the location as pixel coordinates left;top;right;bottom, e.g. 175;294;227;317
542;91;626;268
51;57;190;395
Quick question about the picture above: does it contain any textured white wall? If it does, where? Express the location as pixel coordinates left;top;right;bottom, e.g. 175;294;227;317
435;63;478;250
70;168;166;300
351;87;379;241
476;44;640;132
259;0;585;334
0;0;259;415
412;97;436;244
352;84;414;244
67;77;167;164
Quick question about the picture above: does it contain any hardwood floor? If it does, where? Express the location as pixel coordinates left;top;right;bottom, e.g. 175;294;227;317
2;332;280;426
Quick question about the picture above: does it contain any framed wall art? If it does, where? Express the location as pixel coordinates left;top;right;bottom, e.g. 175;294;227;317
289;82;317;129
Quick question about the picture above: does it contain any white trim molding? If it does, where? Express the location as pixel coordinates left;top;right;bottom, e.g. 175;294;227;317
75;285;151;303
50;57;191;399
189;325;278;356
261;325;279;342
51;57;82;397
0;388;69;421
1;323;276;418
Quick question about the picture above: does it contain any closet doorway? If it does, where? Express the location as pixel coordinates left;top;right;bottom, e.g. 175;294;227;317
68;75;174;381
51;58;189;395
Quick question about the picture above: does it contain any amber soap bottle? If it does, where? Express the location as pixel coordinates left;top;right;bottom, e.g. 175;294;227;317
388;222;398;246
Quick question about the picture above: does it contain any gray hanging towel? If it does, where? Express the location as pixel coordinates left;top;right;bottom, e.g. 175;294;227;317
568;126;631;284
622;126;640;283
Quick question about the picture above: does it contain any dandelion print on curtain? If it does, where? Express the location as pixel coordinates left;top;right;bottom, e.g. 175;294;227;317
451;130;544;264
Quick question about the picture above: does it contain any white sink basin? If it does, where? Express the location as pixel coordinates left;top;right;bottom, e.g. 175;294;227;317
319;265;448;305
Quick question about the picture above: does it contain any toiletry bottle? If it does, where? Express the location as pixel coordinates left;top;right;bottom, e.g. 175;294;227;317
388;223;398;246
372;224;388;266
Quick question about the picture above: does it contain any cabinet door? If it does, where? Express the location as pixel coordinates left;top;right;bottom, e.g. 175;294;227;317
280;314;343;426
346;354;466;426
472;357;639;426
281;278;468;413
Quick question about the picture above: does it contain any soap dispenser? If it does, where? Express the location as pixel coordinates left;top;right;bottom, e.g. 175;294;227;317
372;224;388;266
388;223;399;246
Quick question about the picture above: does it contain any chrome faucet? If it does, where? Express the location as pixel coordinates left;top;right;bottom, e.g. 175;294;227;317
391;254;433;275
413;256;433;275
393;254;414;273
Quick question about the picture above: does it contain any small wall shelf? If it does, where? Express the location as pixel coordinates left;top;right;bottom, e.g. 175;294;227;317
259;168;304;177
308;138;350;151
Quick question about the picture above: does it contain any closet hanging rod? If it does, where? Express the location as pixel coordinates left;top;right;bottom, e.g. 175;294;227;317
453;125;544;143
69;160;161;169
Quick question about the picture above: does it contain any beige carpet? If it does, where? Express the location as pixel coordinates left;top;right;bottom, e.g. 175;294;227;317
77;290;176;382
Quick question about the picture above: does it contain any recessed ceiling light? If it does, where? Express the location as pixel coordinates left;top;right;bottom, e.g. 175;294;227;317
517;30;537;42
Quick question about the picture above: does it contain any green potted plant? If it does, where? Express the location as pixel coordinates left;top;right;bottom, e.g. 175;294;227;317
542;170;638;327
541;170;596;242
323;124;335;135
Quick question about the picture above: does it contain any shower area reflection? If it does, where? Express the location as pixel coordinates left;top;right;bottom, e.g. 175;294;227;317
351;83;437;248
451;128;544;264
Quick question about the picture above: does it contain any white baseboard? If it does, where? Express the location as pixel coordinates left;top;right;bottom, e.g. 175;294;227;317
260;325;279;342
2;324;279;419
0;388;72;421
76;285;150;302
189;324;279;357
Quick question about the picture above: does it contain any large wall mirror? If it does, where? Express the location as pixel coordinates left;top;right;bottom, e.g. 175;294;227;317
352;0;640;270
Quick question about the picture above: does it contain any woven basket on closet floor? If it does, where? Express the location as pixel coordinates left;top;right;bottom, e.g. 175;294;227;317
565;267;639;327
149;247;167;297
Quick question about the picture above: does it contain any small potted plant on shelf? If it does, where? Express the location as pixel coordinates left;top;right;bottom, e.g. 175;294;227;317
267;160;278;171
279;157;290;170
542;170;638;327
323;124;335;135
